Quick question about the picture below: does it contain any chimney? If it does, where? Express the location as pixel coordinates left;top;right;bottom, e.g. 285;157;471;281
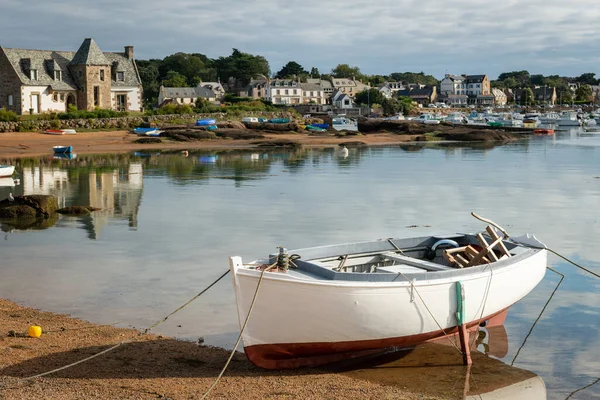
124;46;134;59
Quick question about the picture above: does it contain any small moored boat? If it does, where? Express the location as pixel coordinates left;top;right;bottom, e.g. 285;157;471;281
44;129;76;135
196;119;216;126
269;118;290;124
533;128;554;135
133;127;162;136
53;145;73;154
0;165;15;177
229;217;547;369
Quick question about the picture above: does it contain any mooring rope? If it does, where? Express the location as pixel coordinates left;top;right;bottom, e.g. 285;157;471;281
511;267;564;366
201;262;277;400
0;269;231;390
565;377;600;400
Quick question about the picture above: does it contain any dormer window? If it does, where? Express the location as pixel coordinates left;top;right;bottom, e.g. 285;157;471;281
54;70;63;81
117;71;124;81
30;69;38;80
100;69;105;81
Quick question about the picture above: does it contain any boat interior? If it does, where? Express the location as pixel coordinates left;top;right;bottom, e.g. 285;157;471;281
254;227;532;282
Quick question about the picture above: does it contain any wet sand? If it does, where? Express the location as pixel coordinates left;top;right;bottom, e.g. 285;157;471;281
0;299;447;399
0;130;419;159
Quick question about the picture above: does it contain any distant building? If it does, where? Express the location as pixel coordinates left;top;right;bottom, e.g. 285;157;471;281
331;90;354;108
198;81;225;100
330;77;370;98
267;79;302;105
158;84;215;106
240;78;268;99
396;86;437;106
440;74;491;105
492;88;507;106
0;38;143;114
300;82;325;104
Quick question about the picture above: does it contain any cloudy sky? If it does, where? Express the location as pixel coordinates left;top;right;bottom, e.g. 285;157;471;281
2;0;600;79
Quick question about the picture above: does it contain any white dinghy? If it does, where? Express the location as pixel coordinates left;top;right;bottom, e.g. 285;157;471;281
229;216;547;369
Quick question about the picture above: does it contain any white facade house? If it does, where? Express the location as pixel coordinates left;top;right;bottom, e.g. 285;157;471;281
267;79;302;105
440;75;467;95
300;82;325;104
330;77;370;98
331;90;354;108
158;85;215;106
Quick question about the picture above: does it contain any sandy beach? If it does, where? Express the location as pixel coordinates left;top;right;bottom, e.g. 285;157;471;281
0;130;420;160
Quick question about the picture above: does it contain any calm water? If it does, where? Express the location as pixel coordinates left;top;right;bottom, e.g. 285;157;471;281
1;127;599;399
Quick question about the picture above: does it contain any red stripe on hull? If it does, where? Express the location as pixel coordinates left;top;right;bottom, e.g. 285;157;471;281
244;308;509;369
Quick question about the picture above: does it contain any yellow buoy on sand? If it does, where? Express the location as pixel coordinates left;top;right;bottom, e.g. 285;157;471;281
28;325;42;338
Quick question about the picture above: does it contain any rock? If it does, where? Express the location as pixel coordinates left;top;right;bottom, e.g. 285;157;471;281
134;138;162;144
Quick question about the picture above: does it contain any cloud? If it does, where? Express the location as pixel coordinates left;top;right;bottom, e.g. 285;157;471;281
2;0;600;78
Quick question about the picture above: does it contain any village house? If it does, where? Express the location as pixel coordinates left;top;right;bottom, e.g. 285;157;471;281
198;81;225;100
267;79;302;105
533;86;557;105
157;84;215;106
330;77;369;98
300;82;325;104
0;38;143;114
331;90;354;108
241;78;268;99
395;86;437;106
440;74;492;106
492;88;507;106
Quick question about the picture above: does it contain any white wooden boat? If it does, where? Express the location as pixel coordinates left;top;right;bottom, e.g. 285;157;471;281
229;225;547;369
0;165;15;177
558;112;581;127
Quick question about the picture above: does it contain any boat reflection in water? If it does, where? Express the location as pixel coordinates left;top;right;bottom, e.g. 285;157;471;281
329;324;545;400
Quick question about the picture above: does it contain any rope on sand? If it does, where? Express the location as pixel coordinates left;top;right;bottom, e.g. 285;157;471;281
0;269;231;389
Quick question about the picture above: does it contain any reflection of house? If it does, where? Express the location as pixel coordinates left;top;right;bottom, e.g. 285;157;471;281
0;38;143;114
158;84;215;106
21;163;143;239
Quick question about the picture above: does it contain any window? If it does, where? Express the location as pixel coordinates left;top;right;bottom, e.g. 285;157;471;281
30;69;38;80
53;93;58;102
117;71;124;81
93;86;100;107
180;98;184;103
293;89;297;95
60;93;65;101
100;69;105;81
54;70;62;81
8;95;13;106
285;89;289;95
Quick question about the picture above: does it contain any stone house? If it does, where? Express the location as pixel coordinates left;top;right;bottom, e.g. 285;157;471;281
533;86;557;105
330;77;370;98
198;81;225;100
440;75;466;95
241;78;268;99
157;85;215;106
0;38;143;114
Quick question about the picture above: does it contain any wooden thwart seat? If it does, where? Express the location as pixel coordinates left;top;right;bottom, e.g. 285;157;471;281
443;226;512;268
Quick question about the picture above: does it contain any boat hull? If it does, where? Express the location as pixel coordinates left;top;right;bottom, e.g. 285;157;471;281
0;165;15;177
53;146;73;154
229;248;547;369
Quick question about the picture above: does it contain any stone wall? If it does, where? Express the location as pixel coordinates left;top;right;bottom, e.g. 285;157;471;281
0;111;294;133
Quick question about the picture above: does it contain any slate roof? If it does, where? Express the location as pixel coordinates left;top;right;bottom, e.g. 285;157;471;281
0;39;142;89
465;75;487;83
70;38;110;66
445;75;465;81
162;86;214;99
300;83;322;91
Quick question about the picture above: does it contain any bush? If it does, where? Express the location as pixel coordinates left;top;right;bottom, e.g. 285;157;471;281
57;107;128;120
0;107;18;122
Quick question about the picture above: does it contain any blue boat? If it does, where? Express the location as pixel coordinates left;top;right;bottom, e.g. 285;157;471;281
199;155;218;163
133;127;162;136
196;119;216;126
309;123;329;129
205;124;218;131
269;118;290;124
53;145;73;154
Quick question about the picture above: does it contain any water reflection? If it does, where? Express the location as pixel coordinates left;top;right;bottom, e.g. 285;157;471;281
330;326;545;400
0;132;599;399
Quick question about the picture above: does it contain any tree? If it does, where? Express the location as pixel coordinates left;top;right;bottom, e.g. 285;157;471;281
354;88;385;106
575;84;593;102
136;59;161;107
381;98;401;116
214;49;270;88
559;89;573;104
162;71;188;87
498;70;530;87
310;67;320;78
275;61;306;78
389;72;438;86
530;74;545;86
576;73;598;85
396;96;414;114
367;75;386;86
331;64;361;78
159;52;215;84
521;87;534;105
